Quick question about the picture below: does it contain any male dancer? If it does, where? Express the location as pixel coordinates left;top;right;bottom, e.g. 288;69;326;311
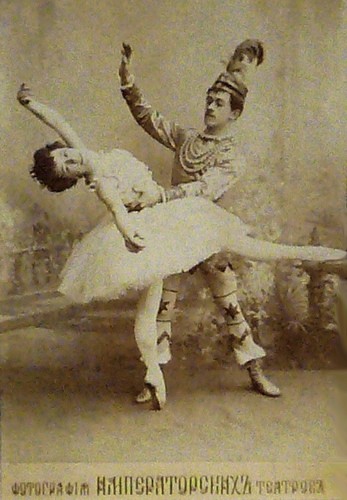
119;40;282;398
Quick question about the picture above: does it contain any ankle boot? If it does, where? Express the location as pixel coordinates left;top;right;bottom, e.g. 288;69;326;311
247;360;281;397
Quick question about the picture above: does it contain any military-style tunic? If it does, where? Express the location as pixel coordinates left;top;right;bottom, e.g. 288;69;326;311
121;81;245;208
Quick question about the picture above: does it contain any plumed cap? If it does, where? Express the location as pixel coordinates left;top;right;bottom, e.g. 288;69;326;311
209;39;264;102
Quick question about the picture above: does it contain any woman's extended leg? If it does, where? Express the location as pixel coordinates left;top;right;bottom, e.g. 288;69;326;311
226;232;346;263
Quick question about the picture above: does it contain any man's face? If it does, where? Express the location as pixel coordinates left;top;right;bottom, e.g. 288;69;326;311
204;90;234;131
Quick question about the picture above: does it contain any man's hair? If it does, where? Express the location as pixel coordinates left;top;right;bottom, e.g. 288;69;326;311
229;92;244;115
30;141;78;192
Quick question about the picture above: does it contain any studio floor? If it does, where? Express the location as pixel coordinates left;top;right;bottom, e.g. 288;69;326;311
1;320;346;463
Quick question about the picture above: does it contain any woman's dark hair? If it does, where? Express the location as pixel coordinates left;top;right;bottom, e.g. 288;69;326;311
30;141;78;192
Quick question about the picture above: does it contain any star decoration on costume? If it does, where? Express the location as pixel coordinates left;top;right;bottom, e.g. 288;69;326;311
216;262;234;273
157;331;171;346
228;330;250;348
223;303;240;319
158;300;170;315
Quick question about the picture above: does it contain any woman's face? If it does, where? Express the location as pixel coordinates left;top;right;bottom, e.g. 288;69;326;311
51;148;84;178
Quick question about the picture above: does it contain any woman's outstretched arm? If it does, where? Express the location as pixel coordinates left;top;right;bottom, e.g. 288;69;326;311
79;152;146;252
17;83;86;150
93;178;146;253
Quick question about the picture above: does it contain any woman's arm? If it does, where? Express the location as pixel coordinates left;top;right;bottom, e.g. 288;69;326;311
93;177;146;253
17;84;86;150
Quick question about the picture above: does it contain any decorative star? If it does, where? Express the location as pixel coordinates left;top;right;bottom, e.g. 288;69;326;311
216;262;234;272
223;303;239;319
158;300;170;314
157;331;171;346
229;330;249;348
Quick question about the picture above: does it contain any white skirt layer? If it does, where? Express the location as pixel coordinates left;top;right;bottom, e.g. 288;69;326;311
59;198;346;303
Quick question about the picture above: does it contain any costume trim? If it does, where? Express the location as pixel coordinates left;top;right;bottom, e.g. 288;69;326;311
178;132;235;174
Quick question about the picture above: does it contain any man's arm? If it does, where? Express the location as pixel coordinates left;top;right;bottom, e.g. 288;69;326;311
119;44;184;151
17;84;86;150
164;156;246;202
126;152;245;211
128;156;245;211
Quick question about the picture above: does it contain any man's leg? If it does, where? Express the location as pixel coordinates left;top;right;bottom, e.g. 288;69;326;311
136;274;181;403
200;255;281;397
156;274;181;364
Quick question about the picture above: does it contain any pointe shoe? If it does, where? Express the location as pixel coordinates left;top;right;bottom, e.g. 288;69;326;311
144;382;166;411
246;360;281;397
144;367;166;410
135;386;152;404
135;351;170;404
135;382;166;410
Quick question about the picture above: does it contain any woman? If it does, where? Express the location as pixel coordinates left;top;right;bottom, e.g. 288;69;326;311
17;84;347;409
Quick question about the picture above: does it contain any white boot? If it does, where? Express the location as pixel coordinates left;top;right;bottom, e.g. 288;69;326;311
246;360;281;397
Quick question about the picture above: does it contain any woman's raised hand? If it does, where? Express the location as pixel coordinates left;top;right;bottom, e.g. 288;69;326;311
119;43;133;86
17;83;33;105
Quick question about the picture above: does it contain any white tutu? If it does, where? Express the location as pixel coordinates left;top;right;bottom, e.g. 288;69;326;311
59;197;346;303
59;198;244;302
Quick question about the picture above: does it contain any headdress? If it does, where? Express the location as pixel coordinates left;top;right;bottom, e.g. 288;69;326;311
209;39;264;103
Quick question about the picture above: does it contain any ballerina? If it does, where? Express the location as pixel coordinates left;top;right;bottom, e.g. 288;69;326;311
17;84;347;410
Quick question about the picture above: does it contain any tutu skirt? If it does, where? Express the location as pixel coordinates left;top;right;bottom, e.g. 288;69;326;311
59;198;346;303
59;198;248;302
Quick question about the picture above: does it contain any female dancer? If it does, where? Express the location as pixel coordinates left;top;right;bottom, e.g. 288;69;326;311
17;84;347;409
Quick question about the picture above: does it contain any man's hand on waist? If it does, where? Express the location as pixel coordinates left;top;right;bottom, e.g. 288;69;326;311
125;184;164;212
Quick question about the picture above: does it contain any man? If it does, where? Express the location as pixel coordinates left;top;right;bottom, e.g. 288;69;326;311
119;39;281;399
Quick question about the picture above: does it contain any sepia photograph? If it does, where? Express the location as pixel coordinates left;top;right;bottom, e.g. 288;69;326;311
0;0;346;498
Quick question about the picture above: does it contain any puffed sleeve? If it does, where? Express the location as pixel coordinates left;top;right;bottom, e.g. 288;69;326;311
121;80;185;151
